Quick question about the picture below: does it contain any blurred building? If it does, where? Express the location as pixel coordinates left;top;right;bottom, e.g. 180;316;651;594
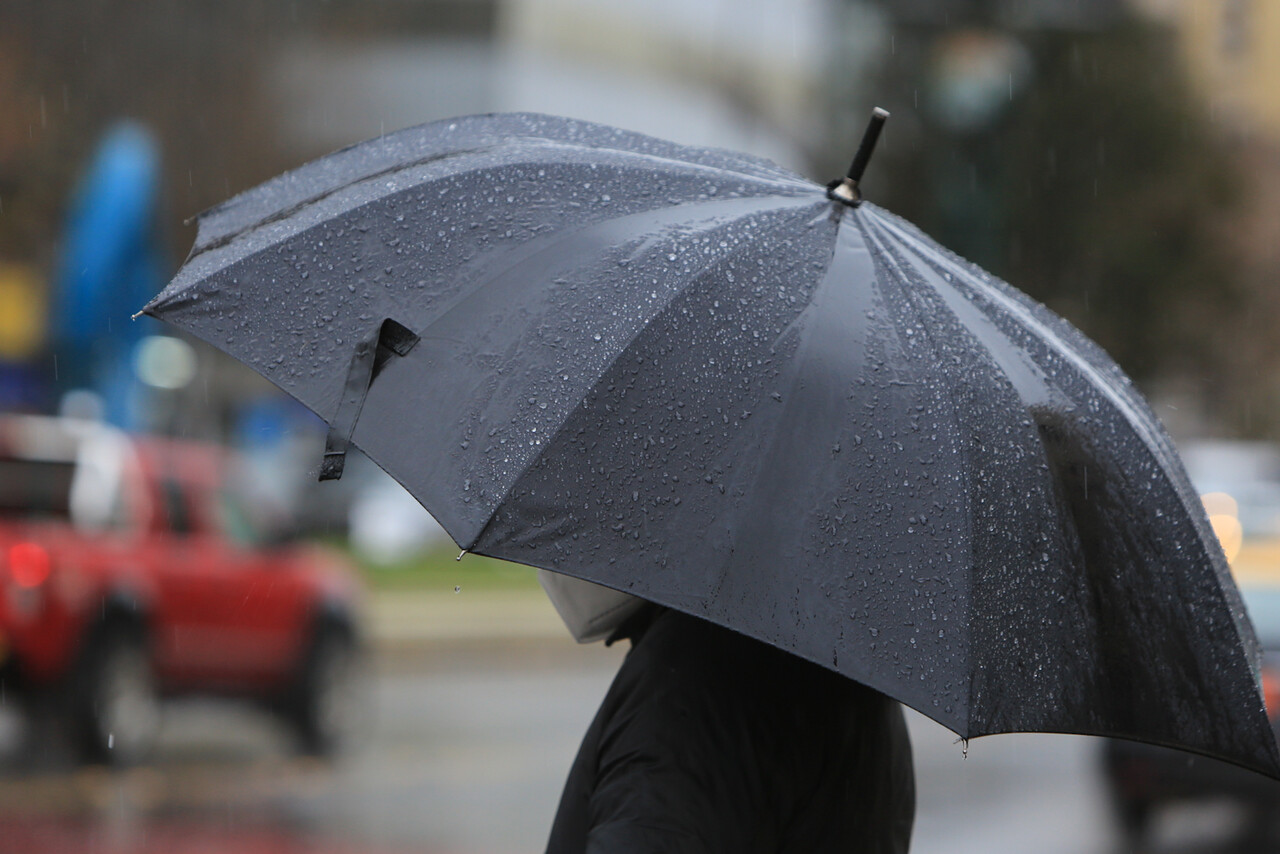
1132;0;1280;438
269;0;825;172
1137;0;1280;141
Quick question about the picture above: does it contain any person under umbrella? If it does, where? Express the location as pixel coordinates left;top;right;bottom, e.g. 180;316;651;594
540;571;915;853
536;116;915;852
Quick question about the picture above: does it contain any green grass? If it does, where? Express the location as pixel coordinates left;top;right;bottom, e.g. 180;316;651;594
339;540;544;593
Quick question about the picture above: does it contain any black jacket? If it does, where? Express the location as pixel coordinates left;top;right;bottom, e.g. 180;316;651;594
546;607;915;853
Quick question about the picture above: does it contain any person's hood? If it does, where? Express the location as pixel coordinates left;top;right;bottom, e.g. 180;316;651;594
538;570;646;644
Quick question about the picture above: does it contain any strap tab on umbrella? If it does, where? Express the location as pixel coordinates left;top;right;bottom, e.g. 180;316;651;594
319;318;420;481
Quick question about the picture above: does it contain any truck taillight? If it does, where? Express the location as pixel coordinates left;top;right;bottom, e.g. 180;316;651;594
7;542;51;588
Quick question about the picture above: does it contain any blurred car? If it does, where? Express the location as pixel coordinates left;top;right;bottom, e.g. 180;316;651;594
1104;441;1280;842
0;414;365;764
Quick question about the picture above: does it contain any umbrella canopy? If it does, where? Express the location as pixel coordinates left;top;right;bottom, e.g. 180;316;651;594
144;112;1280;777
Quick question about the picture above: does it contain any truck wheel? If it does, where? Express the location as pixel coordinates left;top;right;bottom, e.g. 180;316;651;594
287;626;366;757
73;627;160;765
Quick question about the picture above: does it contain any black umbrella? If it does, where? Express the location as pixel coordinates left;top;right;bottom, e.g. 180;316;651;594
144;111;1280;777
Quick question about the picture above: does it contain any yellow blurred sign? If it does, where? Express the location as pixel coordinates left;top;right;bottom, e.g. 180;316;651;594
0;264;45;360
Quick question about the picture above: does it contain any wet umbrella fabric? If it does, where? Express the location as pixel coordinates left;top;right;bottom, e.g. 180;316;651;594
145;113;1280;777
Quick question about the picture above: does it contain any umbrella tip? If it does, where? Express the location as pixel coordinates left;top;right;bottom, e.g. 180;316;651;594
827;107;890;208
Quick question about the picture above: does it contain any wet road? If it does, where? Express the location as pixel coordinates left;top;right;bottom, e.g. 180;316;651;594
0;646;1272;853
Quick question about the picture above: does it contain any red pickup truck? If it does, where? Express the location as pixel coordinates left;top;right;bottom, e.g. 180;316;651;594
0;415;365;764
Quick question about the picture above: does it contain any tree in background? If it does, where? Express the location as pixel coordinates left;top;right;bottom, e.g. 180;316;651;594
1001;21;1241;387
824;3;1253;435
0;1;297;266
0;0;495;269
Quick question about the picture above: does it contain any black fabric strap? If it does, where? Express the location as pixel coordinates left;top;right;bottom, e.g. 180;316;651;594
319;318;419;481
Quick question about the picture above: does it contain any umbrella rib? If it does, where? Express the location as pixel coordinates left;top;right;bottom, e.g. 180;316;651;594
198;113;808;232
852;214;983;735
463;198;832;553
193;139;813;258
694;212;861;658
198;112;808;234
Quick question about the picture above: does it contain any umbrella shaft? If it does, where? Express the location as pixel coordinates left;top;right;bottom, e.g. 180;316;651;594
846;107;889;184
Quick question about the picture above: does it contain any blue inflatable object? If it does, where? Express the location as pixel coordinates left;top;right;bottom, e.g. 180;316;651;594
54;122;164;425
